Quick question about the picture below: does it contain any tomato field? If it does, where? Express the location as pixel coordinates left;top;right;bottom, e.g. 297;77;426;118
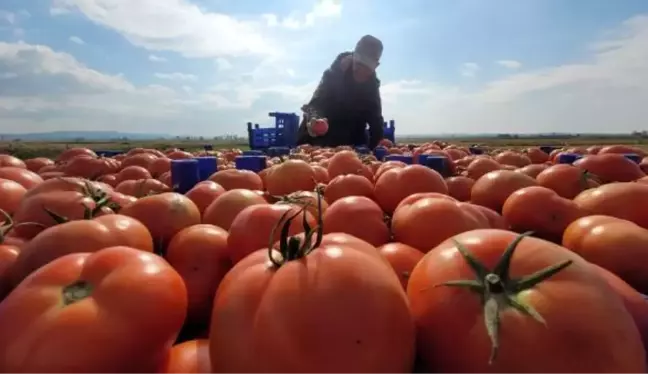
1;140;648;372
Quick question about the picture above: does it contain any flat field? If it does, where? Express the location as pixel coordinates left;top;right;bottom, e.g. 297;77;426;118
1;135;648;159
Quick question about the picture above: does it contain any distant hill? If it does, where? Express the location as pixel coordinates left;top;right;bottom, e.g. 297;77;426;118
0;131;171;141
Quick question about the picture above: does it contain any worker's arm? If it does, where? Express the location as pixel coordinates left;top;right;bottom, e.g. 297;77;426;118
365;80;384;149
302;52;350;121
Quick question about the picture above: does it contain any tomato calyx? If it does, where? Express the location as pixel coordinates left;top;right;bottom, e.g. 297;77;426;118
43;201;108;225
62;280;93;306
267;190;324;268
435;231;573;365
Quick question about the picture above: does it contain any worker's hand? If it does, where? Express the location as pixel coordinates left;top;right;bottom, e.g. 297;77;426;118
307;118;329;137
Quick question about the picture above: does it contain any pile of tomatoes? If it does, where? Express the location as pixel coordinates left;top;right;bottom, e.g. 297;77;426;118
1;141;648;372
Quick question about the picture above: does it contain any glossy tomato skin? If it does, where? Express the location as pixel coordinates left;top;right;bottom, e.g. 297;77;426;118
209;237;415;372
377;242;425;290
407;229;645;372
9;214;154;287
0;244;19;300
159;339;212;373
0;246;187;372
0;178;27;215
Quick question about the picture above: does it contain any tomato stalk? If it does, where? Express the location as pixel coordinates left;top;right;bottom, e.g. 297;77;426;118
267;189;324;267
435;231;573;365
61;280;93;306
0;209;45;242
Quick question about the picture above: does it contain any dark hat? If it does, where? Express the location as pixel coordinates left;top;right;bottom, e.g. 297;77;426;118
353;35;383;71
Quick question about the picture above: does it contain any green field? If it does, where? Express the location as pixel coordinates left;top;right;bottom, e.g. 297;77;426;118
2;134;648;159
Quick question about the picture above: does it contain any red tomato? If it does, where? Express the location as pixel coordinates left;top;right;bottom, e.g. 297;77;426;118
0;246;187;372
0;244;19;300
159;339;212;373
0;178;26;215
374;165;449;214
165;224;231;326
208;169;263;191
210;226;414;371
323;196;390;247
185;181;226;216
377;242;424;290
324;174;374;203
0;167;43;189
9;214;154;287
202;189;267;231
408;229;645;372
120;192;200;251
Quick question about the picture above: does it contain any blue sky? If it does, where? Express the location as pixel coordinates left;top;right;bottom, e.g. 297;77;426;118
0;0;647;136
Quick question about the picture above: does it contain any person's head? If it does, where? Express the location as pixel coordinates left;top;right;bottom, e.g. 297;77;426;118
352;35;383;83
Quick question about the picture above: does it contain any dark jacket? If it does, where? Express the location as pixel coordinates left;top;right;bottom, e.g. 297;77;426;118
297;52;384;149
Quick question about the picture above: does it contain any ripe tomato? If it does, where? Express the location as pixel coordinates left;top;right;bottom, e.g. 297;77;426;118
166;224;231;327
536;164;599;199
0;167;43;189
574;153;645;183
228;203;314;264
210;227;415;372
0;154;26;168
323;196;390;247
276;190;329;218
120;192;200;251
0;244;19;300
408;229;645;372
326;150;367;180
377;242;424;290
159;339;211;373
562;215;648;294
208;169;263;191
465;157;501;180
0;246;187;372
515;163;549;178
9;214;154;286
574;182;648;230
12;191;98;239
444;176;475;202
24;157;54;173
471;169;538;213
0;178;26;215
502;186;585;242
375;165;448;214
324;174;374;203
115;178;171;197
202;189;267;231
185;181;226;216
116;165;152;183
265;160;317;196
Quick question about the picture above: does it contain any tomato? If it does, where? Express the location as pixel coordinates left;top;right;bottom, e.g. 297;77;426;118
0;244;19;300
562;215;648;294
64;156;121;179
0;154;26;168
116;165;152;183
276;190;329;218
13;191;98;239
327;150;367;180
166;224;231;327
121;153;158;170
265;160;317;196
524;148;550;164
494;151;531;168
159;339;211;373
0;178;26;215
0;167;43;189
472;204;509;230
324;174;374;203
208;169;263;191
377;242;424;290
209;225;415;372
323;196;390;247
574;153;645;183
574;182;648;229
465;157;501;180
0;246;187;372
502;186;585;242
444;176;475;202
408;229;645;372
149;157;172;178
202;189;267;231
392;196;485;252
56;147;97;163
115;178;171;197
120;192;200;251
375;165;449;214
228;204;314;264
515;163;548;178
471;169;538;213
9;214;154;286
590;263;648;354
536;164;599;199
24;176;105;199
185;181;226;216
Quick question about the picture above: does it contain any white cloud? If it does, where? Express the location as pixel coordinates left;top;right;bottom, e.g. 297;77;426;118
69;36;85;45
2;12;648;136
50;0;279;58
262;0;342;29
0;10;16;24
460;62;480;77
148;54;166;62
215;57;232;71
154;72;197;81
496;60;522;69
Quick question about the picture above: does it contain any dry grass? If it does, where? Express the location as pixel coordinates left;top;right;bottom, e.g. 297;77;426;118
1;135;647;159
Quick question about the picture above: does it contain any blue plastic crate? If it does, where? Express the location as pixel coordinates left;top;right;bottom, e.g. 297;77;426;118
540;146;557;154
95;150;123;157
171;159;200;194
623;153;641;164
247;112;300;150
419;155;450;176
194;156;218;181
364;120;396;145
385;154;413;165
235;155;267;173
374;146;388;160
557;153;582;165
